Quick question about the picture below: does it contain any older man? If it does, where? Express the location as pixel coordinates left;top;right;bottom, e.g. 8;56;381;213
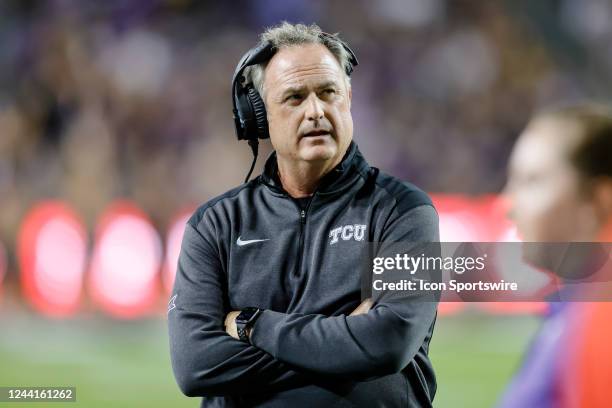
169;22;440;407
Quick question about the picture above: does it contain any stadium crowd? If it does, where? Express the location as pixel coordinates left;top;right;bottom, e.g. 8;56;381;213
1;0;611;270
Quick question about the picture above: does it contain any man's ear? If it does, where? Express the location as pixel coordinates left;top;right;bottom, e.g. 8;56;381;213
593;178;612;227
347;81;352;109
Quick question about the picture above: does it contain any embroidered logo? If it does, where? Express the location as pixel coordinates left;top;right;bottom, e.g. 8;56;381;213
237;236;270;246
329;224;367;245
168;294;177;313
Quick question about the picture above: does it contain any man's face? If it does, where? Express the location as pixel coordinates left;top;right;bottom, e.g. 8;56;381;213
504;119;596;243
262;43;353;165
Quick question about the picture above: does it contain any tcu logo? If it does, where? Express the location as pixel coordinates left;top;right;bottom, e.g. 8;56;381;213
329;224;367;245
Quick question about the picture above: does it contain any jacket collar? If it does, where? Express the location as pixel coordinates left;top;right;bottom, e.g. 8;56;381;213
259;140;370;196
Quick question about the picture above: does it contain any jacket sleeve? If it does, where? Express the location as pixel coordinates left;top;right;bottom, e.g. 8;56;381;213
168;218;310;397
249;204;440;379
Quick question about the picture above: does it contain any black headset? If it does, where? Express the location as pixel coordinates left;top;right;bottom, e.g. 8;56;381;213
231;32;359;182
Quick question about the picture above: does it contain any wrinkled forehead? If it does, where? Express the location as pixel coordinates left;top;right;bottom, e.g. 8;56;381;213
264;43;346;91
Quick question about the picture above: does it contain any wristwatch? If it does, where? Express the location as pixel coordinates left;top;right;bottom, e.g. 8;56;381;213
235;307;262;343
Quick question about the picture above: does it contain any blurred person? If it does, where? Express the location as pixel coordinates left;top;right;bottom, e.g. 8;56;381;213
168;22;440;407
498;103;612;408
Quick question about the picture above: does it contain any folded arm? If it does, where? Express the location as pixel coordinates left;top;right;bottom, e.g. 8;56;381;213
168;221;311;397
243;205;440;379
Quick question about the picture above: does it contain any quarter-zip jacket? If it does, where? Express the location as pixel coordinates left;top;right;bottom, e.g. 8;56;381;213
168;141;440;407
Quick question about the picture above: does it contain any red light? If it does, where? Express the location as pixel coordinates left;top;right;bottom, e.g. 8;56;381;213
88;201;162;319
17;201;87;317
431;194;489;242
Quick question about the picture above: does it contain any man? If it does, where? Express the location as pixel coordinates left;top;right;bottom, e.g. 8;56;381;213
168;22;440;407
498;103;612;408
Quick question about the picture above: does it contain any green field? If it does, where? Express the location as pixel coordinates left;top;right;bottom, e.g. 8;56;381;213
0;312;539;408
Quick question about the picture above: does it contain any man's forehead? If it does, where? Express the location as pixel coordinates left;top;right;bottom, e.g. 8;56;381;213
510;132;566;176
265;44;344;87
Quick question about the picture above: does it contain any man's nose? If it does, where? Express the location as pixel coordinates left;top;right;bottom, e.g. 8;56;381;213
305;94;324;121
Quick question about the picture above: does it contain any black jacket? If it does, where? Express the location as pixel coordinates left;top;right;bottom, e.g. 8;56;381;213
168;141;440;407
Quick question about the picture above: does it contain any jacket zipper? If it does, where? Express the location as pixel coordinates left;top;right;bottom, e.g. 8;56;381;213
293;197;313;277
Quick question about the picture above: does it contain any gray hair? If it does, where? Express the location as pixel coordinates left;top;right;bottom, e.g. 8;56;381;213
244;22;353;103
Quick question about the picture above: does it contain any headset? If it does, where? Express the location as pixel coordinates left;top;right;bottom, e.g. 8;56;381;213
231;32;359;182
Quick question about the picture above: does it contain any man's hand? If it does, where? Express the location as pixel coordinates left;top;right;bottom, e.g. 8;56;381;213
350;298;373;316
225;311;241;340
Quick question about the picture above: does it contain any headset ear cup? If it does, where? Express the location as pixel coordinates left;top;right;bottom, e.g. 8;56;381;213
247;87;269;139
234;91;250;140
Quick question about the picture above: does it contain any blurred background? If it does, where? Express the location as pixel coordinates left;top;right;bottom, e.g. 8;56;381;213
1;0;611;406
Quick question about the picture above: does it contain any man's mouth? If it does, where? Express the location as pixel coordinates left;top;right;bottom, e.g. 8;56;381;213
302;130;331;138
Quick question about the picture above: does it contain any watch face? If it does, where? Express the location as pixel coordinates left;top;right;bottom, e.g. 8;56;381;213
237;307;259;324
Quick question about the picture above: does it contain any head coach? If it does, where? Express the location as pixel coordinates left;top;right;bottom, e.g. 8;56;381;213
168;22;440;407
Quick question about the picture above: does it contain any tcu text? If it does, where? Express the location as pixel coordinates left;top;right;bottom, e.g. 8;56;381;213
329;224;367;244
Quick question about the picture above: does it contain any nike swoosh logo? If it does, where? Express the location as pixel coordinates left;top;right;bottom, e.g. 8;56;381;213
237;236;270;246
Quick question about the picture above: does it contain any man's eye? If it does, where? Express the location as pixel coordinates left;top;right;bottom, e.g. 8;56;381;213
287;94;302;101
